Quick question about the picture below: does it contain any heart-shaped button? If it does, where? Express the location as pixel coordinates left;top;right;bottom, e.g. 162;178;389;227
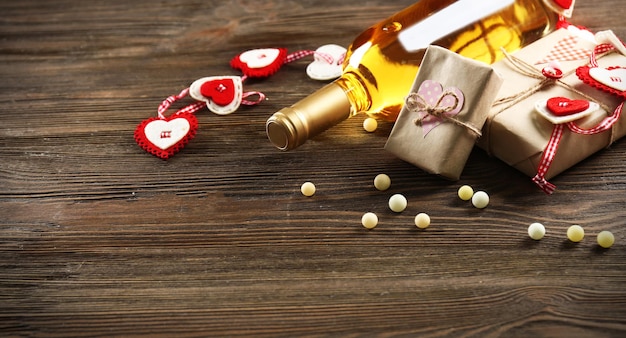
589;67;626;92
200;79;235;106
230;48;287;78
189;76;243;115
535;97;599;124
547;97;590;116
306;44;346;81
134;112;198;159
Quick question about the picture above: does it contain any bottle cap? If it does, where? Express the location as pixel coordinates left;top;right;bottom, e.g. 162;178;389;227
266;83;352;150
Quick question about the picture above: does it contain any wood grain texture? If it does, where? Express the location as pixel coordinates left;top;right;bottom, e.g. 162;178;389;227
1;0;625;336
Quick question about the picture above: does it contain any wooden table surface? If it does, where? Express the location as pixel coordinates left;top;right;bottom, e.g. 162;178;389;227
2;0;625;336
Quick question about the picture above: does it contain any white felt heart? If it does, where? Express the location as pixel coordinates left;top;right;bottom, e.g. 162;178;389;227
238;48;281;69
306;44;346;81
589;67;626;92
143;118;191;150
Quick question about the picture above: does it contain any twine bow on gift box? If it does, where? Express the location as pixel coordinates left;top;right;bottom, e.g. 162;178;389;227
405;80;482;137
492;45;624;194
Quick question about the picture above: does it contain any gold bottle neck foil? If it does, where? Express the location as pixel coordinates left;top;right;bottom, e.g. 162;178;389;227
266;82;352;150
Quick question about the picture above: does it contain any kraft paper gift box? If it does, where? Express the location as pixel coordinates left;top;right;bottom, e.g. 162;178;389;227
385;45;503;180
476;28;626;193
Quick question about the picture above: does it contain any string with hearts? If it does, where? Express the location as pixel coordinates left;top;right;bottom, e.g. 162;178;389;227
135;44;347;159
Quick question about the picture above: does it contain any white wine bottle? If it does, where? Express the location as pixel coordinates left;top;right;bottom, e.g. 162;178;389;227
266;0;563;150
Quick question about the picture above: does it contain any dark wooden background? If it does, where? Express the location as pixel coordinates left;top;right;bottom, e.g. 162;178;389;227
1;0;625;336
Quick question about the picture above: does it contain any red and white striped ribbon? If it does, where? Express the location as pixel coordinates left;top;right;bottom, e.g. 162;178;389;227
156;84;264;119
533;101;624;194
285;50;344;65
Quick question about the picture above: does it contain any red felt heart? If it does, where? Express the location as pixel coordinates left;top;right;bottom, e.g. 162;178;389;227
134;112;198;160
200;79;236;106
546;97;590;116
576;66;626;99
553;0;573;9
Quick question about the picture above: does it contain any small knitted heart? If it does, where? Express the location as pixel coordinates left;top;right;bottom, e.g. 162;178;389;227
547;97;590;116
134;113;198;160
189;76;243;115
230;48;287;78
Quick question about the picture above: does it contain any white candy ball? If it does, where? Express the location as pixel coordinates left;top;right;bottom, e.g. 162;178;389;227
471;191;489;209
528;222;546;240
388;194;407;213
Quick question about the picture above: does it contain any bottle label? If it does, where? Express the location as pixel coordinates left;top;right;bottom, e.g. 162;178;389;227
398;0;515;52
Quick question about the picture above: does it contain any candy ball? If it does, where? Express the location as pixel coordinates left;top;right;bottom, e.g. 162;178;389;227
374;174;391;191
567;225;585;243
528;222;546;240
458;185;474;201
414;213;431;229
597;231;615;249
471;191;489;209
300;182;316;197
363;117;378;132
388;194;407;213
361;212;378;229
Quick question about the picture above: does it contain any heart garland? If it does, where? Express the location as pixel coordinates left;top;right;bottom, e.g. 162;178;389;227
135;44;347;159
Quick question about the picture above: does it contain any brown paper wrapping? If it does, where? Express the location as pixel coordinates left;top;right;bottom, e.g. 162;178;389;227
476;29;626;180
385;45;503;180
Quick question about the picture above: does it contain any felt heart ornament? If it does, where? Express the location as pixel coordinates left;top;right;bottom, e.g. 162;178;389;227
189;76;243;115
543;0;575;17
412;79;464;137
535;97;599;124
576;66;626;99
306;44;346;81
134;112;198;160
230;48;287;78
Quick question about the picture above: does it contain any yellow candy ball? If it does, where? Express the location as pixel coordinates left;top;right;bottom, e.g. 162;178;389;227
374;174;391;191
300;182;316;197
414;213;431;229
458;185;474;201
361;212;378;229
597;231;615;249
363;117;378;132
567;225;585;243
